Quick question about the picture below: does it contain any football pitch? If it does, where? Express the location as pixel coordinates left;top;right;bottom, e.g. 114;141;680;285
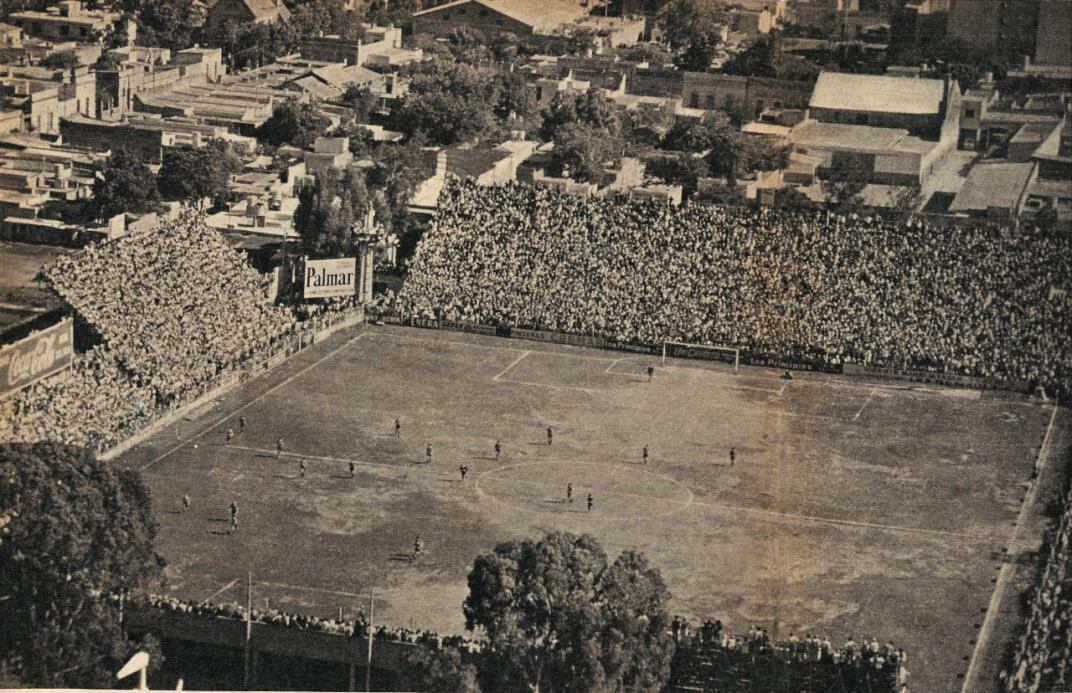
117;323;1065;692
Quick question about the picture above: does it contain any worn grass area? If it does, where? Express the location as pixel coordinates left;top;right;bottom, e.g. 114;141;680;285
0;242;68;331
118;324;1060;693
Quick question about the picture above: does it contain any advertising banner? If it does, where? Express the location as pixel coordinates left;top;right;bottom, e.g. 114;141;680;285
304;257;356;299
0;319;74;398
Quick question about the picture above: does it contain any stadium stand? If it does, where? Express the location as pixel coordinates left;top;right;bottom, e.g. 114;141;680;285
0;212;362;451
398;180;1072;397
1001;472;1072;692
105;592;901;692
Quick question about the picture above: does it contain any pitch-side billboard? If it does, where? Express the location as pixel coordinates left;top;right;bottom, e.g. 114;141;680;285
0;318;74;398
304;257;357;299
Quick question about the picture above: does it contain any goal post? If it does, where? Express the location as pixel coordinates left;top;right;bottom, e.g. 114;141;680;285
661;341;740;374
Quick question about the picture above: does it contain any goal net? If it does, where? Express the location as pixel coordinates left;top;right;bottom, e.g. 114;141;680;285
661;341;740;374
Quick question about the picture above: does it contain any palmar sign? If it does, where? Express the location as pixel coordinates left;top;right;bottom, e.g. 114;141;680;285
0;318;74;398
304;257;357;299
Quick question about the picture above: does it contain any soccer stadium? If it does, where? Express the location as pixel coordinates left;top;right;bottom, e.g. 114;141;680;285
2;176;1069;692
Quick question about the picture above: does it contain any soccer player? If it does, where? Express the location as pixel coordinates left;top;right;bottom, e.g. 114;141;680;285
647;365;655;382
394;418;401;437
782;369;793;380
459;465;468;481
348;461;355;478
229;500;238;533
426;444;433;464
547;426;553;446
181;494;191;512
226;428;234;444
299;459;307;478
729;447;735;467
494;440;501;460
567;483;574;503
239;416;246;434
643;445;649;464
413;535;423;559
276;437;284;458
586;493;593;512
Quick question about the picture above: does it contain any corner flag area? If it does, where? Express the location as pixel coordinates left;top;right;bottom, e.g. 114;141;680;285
116;323;1065;693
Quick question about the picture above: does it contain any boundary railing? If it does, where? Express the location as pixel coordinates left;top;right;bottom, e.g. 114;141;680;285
368;312;1038;394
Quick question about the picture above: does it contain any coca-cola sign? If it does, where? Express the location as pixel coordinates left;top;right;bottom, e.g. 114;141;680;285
0;319;73;398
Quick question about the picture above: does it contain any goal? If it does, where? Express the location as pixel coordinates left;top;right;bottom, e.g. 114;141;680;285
661;341;740;374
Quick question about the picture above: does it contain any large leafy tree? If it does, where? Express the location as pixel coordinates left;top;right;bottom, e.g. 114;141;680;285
660;0;725;72
0;443;163;687
122;0;199;51
294;167;371;258
90;148;160;220
257;98;331;149
366;137;429;231
157;140;241;207
550;122;621;184
463;532;674;692
387;59;496;145
540;88;621;142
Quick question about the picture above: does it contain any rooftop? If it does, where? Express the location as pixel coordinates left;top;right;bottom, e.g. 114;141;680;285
948;162;1034;213
413;0;588;33
809;71;947;115
789;120;937;155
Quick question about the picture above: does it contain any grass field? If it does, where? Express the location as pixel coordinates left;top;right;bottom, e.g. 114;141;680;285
116;324;1063;693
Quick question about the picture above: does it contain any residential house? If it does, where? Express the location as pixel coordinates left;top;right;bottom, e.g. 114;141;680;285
412;0;589;37
205;0;291;34
7;1;119;42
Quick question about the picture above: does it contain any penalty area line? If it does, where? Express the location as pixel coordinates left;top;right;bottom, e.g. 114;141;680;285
492;350;530;381
139;330;368;472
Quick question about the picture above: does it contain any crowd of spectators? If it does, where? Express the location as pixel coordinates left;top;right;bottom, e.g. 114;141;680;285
1001;477;1072;692
122;591;901;690
670;625;906;692
42;210;296;402
399;180;1072;395
123;593;481;652
0;213;367;452
2;347;157;450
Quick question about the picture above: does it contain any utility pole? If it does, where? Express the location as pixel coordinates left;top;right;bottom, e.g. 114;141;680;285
364;593;374;692
243;572;253;688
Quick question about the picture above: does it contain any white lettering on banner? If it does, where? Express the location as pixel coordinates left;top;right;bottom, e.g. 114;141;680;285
0;320;74;396
303;258;357;299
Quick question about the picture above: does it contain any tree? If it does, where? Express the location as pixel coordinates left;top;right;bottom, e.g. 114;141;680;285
366;137;427;231
341;84;378;123
663;112;737;155
122;0;198;51
660;0;725;72
290;0;365;41
462;532;673;692
723;34;820;82
0;443;164;687
645;152;710;195
540;88;621;142
822;154;871;215
399;648;480;693
257;98;331;149
294;167;371;258
387;59;497;145
551;122;621;183
40;51;79;69
157;140;240;207
91;148;160;220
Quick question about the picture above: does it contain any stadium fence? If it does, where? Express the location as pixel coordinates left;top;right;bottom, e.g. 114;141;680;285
97;305;365;460
367;312;1036;394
